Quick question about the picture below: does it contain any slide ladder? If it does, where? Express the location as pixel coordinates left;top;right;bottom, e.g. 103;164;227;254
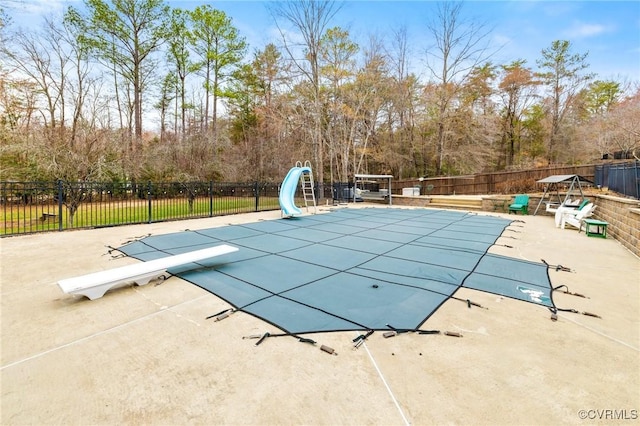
298;160;317;214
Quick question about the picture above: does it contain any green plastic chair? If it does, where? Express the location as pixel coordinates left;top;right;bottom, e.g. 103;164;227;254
577;199;589;210
509;194;530;215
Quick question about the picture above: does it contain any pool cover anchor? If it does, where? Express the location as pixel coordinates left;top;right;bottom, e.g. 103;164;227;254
244;331;318;347
254;332;271;346
352;330;374;349
542;259;574;273
450;296;488;310
320;345;338;355
497;243;514;248
464;298;488;309
206;308;235;321
106;245;127;259
242;334;263;340
549;307;602;320
553;284;589;299
384;324;441;338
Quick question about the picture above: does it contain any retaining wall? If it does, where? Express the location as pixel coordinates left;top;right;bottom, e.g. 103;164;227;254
590;195;640;258
393;193;640;258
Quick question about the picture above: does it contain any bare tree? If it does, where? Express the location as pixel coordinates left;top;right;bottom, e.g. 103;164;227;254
59;18;95;148
2;17;94;148
219;51;291;181
389;25;411;128
424;1;493;175
604;90;640;158
352;34;392;177
3;22;66;134
497;60;540;168
0;6;10;49
269;0;343;191
386;26;426;177
318;26;358;184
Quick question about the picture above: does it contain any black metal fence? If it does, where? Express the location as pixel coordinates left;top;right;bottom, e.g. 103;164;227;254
1;180;345;236
0;181;253;236
595;160;640;199
5;165;638;236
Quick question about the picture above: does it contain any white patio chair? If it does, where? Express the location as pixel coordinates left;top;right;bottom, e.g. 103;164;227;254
554;199;591;227
560;203;596;231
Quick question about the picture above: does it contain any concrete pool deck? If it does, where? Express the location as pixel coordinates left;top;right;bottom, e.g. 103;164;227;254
1;204;639;425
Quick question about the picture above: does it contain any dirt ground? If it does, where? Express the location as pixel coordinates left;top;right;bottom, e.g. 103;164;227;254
1;205;639;425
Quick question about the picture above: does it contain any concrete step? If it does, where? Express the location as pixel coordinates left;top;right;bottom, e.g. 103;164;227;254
428;196;483;211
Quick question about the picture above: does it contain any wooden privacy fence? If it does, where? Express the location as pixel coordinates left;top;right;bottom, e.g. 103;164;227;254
394;165;596;196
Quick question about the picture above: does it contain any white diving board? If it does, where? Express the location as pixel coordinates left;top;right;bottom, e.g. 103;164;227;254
57;244;238;300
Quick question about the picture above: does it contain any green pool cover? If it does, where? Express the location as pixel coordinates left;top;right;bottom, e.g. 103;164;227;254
118;208;556;334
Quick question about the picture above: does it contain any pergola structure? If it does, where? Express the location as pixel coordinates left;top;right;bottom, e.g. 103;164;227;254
353;174;393;205
533;174;594;215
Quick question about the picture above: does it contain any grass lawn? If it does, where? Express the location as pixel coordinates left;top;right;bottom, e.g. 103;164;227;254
1;196;281;235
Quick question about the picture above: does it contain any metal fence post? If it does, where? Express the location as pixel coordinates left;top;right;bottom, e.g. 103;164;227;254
254;182;259;212
57;180;64;231
147;181;152;224
635;160;640;199
209;181;214;217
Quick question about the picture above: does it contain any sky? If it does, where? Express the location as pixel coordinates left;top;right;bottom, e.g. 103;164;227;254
3;0;639;83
